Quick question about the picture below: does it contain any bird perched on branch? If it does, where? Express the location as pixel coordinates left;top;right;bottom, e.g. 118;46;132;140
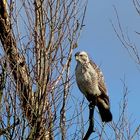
75;51;112;122
0;0;7;20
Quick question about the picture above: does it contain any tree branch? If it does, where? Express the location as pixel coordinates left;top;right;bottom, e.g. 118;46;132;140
0;119;20;136
0;17;49;139
83;105;95;140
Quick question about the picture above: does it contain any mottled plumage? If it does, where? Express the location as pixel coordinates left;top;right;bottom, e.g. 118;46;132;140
75;51;112;122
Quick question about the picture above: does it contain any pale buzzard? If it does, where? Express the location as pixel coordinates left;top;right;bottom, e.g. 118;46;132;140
75;51;112;122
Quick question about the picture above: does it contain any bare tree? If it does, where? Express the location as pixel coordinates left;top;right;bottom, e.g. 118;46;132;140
0;0;88;139
1;0;140;140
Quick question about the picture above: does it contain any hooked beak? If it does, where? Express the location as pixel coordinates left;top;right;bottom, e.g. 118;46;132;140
75;52;80;60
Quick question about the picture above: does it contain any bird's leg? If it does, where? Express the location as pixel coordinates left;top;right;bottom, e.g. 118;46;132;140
88;94;98;108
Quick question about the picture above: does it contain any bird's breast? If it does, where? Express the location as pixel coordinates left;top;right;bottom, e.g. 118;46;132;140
75;64;100;96
76;64;96;83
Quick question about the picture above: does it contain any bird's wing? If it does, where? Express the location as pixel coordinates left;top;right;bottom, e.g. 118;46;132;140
90;60;107;95
90;60;110;105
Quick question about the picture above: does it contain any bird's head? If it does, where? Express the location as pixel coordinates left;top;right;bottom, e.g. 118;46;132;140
75;51;90;64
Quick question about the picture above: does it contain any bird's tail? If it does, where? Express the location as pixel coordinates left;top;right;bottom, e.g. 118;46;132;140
97;96;112;122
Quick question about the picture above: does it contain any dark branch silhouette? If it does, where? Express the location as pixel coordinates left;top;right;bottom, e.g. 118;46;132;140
83;104;95;140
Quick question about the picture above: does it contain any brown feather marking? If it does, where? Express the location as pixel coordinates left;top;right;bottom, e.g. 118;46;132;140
90;60;107;95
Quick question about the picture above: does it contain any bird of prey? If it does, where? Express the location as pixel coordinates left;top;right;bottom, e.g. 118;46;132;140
75;51;112;122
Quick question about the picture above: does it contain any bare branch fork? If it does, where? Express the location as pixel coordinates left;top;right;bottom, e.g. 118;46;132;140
83;104;95;140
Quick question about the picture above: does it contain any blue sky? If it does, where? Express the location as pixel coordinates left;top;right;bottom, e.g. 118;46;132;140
72;0;140;131
2;0;140;139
